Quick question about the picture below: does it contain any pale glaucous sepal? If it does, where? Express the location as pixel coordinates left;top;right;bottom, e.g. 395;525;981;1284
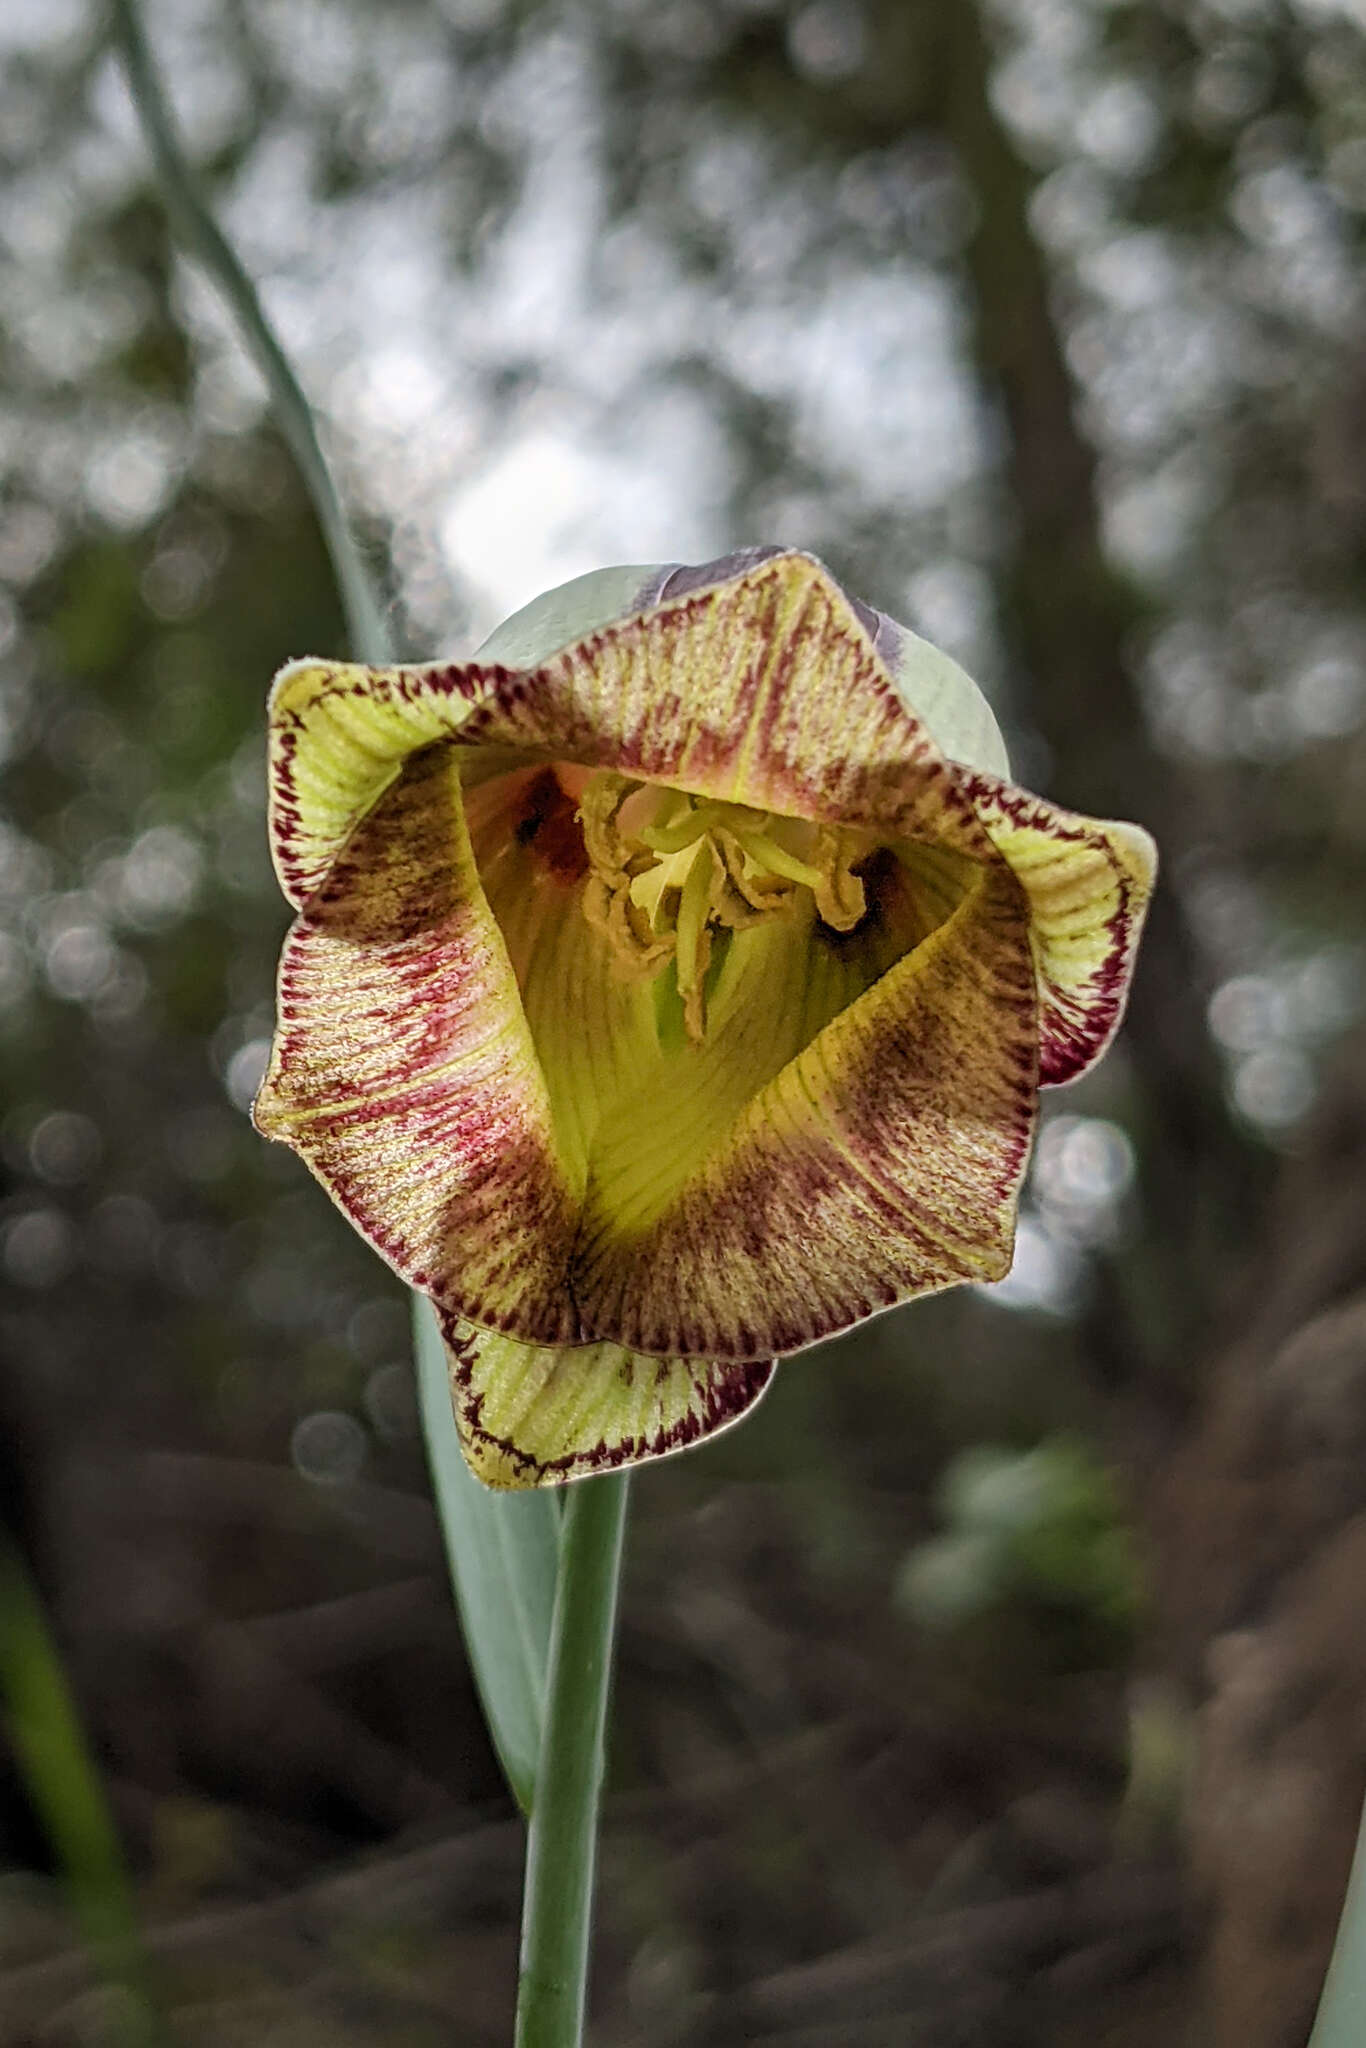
474;566;663;668
871;618;1011;779
474;550;1011;780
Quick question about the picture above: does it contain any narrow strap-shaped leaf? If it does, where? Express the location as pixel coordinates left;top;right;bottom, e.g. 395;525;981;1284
1309;1791;1366;2047
413;1296;560;1813
111;0;563;1823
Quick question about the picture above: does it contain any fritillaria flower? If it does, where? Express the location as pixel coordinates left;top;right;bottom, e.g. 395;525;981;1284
254;549;1155;1487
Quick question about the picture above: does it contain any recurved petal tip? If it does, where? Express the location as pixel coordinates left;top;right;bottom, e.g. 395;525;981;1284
962;772;1158;1087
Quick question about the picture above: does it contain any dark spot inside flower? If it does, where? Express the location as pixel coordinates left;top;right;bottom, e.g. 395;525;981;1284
814;845;898;953
513;767;589;883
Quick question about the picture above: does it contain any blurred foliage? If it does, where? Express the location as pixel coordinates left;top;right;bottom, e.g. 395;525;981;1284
898;1437;1144;1667
2;0;1366;2041
0;1535;160;2047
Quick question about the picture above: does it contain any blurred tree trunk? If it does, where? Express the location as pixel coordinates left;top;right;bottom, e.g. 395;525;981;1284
926;0;1266;1391
1155;1023;1366;2048
922;6;1365;2042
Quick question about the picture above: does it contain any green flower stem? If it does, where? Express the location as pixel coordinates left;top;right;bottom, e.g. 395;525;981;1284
515;1472;630;2048
109;0;391;667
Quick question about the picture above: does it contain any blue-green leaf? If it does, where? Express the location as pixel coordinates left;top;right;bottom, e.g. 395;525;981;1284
411;1295;559;1814
1309;1792;1366;2047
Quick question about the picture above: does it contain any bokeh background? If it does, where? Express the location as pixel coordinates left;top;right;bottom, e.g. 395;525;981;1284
3;0;1366;2041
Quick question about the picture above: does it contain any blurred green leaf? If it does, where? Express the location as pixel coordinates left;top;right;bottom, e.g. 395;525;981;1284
904;1437;1144;1646
896;1528;1002;1627
0;1536;163;2045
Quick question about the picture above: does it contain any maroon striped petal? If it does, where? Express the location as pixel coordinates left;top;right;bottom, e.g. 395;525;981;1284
957;771;1158;1086
254;743;582;1341
441;1314;777;1489
567;858;1039;1360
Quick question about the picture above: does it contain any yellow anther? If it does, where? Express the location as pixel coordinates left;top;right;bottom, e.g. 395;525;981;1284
714;829;788;919
582;872;673;973
812;826;868;933
576;771;875;1039
578;772;638;875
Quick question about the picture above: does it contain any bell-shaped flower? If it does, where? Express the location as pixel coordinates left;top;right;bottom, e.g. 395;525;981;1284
254;549;1155;1487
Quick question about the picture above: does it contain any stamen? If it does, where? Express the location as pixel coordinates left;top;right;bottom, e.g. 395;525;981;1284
674;837;719;1041
714;829;787;919
578;772;636;873
812;826;868;933
583;873;673;971
575;770;879;1042
640;801;732;856
729;825;825;893
579;774;672;974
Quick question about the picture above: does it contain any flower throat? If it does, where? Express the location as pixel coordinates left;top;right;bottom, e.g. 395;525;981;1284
578;771;870;1042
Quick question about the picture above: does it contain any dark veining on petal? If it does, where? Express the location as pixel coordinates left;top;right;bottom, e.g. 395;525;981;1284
445;1321;777;1485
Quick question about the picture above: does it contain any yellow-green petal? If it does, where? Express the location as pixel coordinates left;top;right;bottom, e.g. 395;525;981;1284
568;859;1039;1360
476;551;1010;781
254;744;582;1342
267;656;500;909
474;552;994;849
960;771;1158;1085
469;772;974;1354
443;1316;776;1489
267;555;995;916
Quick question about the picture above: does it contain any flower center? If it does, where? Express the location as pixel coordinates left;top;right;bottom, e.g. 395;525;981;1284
578;771;872;1042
